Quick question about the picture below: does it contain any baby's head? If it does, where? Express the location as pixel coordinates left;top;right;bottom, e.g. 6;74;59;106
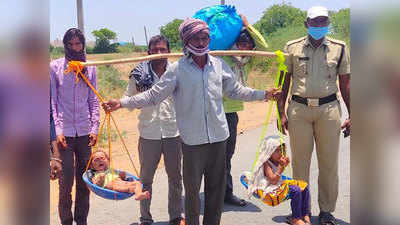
269;143;286;163
90;150;110;172
261;135;286;163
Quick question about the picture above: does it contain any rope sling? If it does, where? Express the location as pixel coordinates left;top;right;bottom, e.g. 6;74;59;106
64;50;290;200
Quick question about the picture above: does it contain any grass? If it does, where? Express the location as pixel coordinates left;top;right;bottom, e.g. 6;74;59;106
97;65;128;99
98;128;128;147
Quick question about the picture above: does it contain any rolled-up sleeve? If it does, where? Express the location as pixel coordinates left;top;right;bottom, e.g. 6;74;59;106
338;45;350;75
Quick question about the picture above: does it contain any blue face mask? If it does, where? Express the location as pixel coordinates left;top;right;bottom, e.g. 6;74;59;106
308;26;329;40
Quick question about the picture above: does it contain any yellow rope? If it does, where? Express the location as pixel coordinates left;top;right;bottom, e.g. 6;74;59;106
251;50;291;176
84;114;107;172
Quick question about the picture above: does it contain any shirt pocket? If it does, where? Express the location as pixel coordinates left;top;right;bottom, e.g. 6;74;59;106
325;59;338;80
293;55;308;78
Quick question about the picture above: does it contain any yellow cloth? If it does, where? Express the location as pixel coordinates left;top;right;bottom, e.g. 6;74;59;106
93;169;120;188
258;179;308;207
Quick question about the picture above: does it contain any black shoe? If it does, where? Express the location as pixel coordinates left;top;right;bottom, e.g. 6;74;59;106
224;195;248;207
319;211;337;225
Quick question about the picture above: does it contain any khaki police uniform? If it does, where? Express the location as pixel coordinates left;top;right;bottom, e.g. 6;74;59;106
284;36;350;212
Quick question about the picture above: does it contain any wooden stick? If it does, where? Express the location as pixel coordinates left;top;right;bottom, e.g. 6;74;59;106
82;50;288;66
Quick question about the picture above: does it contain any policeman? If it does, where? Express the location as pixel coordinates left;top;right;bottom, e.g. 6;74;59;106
277;6;350;225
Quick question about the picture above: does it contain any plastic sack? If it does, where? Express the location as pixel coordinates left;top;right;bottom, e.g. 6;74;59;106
193;5;243;50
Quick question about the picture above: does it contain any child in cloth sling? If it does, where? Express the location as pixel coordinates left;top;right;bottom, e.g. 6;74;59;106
245;135;311;225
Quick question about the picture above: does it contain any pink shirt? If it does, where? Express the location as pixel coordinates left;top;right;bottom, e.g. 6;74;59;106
50;58;99;137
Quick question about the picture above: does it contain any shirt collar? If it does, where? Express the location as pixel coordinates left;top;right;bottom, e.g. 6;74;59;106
304;36;331;48
186;53;213;68
149;60;170;78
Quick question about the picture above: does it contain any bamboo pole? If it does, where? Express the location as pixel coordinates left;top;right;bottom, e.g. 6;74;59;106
82;50;288;67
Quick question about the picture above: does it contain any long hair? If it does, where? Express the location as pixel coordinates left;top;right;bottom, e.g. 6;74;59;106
63;28;86;62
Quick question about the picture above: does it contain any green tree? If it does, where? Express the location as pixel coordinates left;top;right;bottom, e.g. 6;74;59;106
160;19;183;50
254;4;306;36
330;8;350;44
92;28;119;53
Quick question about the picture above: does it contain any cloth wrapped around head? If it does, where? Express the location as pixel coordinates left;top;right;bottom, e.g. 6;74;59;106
245;135;284;198
179;18;210;55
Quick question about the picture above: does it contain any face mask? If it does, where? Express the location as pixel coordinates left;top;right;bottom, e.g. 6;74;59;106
308;26;329;40
186;43;209;56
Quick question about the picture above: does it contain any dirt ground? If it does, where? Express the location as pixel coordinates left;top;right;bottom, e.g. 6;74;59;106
50;100;278;213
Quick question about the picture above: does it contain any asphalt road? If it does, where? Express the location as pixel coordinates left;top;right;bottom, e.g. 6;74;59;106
51;107;350;225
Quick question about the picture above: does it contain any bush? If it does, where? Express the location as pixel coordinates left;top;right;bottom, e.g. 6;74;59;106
265;25;308;51
50;46;65;59
117;43;147;53
97;65;127;99
254;4;306;35
160;19;183;49
86;46;94;54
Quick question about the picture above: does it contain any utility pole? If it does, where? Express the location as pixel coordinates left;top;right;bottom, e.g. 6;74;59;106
77;0;84;34
144;26;149;46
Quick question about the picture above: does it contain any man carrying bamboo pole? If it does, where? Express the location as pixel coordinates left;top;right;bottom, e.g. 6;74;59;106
102;18;280;225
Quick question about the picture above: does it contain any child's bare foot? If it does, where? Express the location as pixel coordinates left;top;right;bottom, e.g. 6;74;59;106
303;215;311;224
289;218;306;225
134;191;151;201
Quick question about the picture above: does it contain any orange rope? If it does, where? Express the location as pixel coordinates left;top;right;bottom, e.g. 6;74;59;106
110;113;139;176
65;61;139;177
84;114;108;172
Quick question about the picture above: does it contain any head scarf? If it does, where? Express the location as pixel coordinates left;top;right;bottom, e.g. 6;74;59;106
63;28;87;63
179;18;210;55
245;135;285;198
63;28;87;74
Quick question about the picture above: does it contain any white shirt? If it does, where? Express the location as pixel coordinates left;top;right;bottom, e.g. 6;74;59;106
121;61;179;140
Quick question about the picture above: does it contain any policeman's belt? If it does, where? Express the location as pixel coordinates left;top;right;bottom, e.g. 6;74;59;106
292;94;337;107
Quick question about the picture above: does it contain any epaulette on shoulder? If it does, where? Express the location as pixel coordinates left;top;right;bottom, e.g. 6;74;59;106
286;36;307;47
326;37;346;47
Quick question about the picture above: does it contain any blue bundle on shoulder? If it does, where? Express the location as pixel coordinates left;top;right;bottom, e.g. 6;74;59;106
193;5;243;50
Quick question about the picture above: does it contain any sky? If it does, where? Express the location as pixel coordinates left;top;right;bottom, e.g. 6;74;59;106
50;0;350;45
